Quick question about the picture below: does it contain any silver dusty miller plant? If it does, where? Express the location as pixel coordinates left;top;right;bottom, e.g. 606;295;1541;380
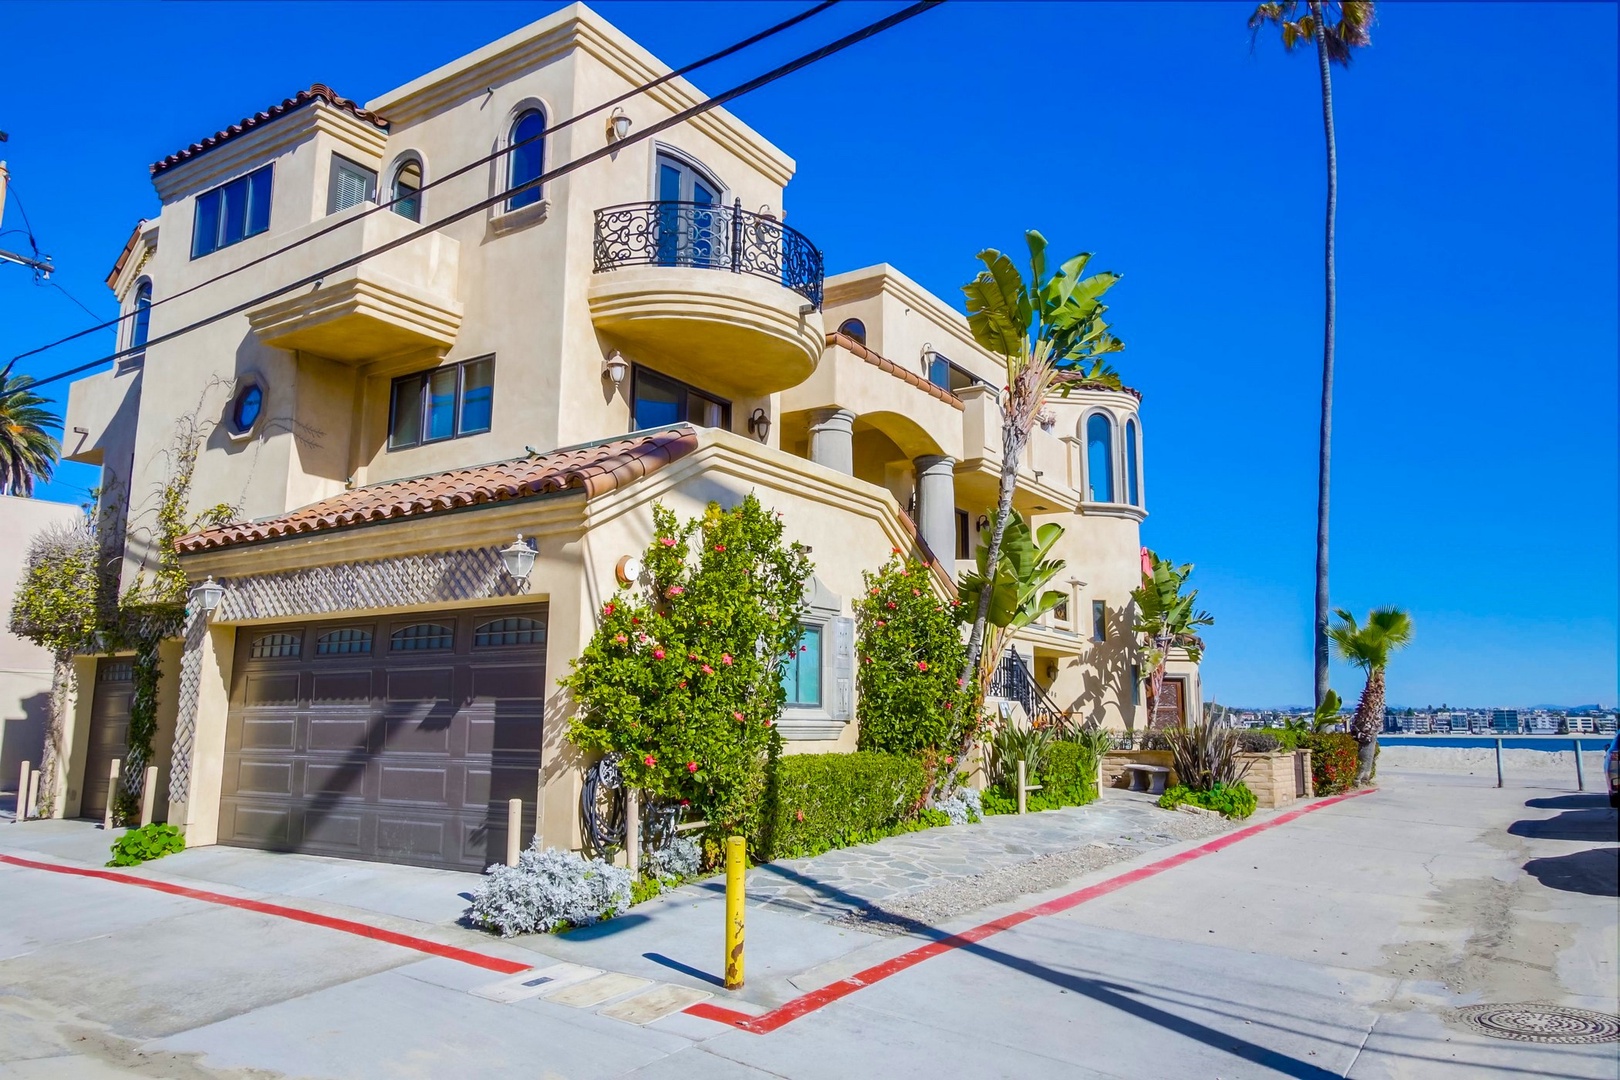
468;843;632;937
932;787;982;826
645;835;702;880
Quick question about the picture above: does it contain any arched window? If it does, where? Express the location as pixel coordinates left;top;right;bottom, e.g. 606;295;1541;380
316;628;372;655
837;318;866;346
129;279;152;361
1125;418;1140;506
507;109;546;211
1086;413;1115;503
249;632;302;659
391;157;422;221
473;617;545;648
391;623;453;651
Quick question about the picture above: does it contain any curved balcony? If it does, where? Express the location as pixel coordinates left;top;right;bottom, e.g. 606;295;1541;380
588;201;825;396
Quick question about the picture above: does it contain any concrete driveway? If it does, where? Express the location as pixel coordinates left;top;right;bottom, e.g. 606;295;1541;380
1;771;1614;1079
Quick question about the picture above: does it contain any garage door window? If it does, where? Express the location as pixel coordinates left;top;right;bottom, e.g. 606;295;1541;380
474;617;546;647
391;623;453;651
99;659;134;682
250;632;302;659
316;628;373;655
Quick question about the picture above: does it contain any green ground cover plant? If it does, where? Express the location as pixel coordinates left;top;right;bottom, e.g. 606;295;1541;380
108;823;185;867
981;737;1100;815
1157;782;1257;819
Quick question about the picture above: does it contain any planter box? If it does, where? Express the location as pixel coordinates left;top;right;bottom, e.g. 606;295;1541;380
1103;749;1176;790
1237;749;1313;809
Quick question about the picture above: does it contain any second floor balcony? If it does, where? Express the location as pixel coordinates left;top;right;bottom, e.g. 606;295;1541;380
588;200;826;397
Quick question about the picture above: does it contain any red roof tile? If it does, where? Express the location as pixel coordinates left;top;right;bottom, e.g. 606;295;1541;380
151;84;388;177
825;331;965;411
177;427;699;554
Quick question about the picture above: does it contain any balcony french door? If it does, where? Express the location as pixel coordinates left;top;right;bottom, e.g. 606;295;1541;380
655;155;721;268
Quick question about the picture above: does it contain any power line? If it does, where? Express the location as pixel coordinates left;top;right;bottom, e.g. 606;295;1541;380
8;1;842;368
48;282;104;321
24;0;939;391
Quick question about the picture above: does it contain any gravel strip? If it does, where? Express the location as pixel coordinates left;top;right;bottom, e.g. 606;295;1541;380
832;809;1236;936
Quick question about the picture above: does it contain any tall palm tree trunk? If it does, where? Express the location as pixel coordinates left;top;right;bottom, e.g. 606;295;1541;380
1310;1;1338;713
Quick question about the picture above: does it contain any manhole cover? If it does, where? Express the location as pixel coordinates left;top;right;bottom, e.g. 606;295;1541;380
1453;1003;1620;1044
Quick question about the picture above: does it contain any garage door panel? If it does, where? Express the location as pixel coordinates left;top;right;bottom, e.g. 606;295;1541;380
80;659;135;822
221;606;546;872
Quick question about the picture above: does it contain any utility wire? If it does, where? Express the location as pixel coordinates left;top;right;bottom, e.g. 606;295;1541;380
8;0;842;368
48;282;104;321
23;0;939;391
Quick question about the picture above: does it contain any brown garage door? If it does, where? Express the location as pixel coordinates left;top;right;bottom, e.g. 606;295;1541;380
218;606;545;872
81;657;134;822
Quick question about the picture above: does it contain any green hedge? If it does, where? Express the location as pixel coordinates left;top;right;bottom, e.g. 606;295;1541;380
982;739;1098;815
1158;782;1256;819
757;751;926;859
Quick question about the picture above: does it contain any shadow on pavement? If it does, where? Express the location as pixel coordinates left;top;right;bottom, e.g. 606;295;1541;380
1524;793;1610;811
1507;809;1619;842
1523;848;1619;897
644;951;727;987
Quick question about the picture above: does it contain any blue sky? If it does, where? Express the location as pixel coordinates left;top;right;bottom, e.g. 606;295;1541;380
1;2;1614;708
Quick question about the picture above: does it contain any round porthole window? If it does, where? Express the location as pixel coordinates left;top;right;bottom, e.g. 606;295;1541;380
232;384;263;431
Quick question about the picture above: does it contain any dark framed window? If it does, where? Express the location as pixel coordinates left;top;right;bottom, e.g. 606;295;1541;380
507;109;546;211
192;165;273;258
955;509;970;560
99;660;134;682
928;353;979;394
316;628;372;656
1053;596;1070;623
837;318;866;345
630;366;729;432
388;356;494;450
1125;418;1141;507
391;158;422;221
1086;413;1115;503
391;623;453;651
328;154;377;214
781;624;823;708
474;617;545;648
1130;663;1141;706
250;632;302;659
128;280;152;362
1092;600;1107;642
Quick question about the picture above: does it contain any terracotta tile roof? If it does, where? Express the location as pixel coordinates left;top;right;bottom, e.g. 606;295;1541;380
825;331;965;411
105;220;148;291
151;84;389;176
176;427;699;554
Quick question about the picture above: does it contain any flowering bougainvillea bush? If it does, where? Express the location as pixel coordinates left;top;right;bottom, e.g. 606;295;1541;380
854;554;977;757
469;843;632;937
565;496;811;849
1302;732;1358;795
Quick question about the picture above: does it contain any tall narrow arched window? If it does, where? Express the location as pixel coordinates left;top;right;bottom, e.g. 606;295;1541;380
391;157;422;221
129;279;152;362
507;109;546;211
1125;418;1140;506
1086;413;1115;503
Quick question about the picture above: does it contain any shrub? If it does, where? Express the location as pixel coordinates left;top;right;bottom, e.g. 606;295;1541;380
1161;721;1250;792
565;497;812;845
757;751;926;859
646;835;703;880
1302;732;1358;795
1042;740;1100;805
856;554;975;755
1243;727;1304;751
933;786;982;825
1158;782;1257;819
985;724;1053;789
468;844;632;937
1236;731;1283;754
108;823;186;867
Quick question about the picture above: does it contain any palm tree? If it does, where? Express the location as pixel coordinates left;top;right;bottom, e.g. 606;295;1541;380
0;373;61;496
1329;605;1412;784
960;231;1123;695
958;509;1067;693
1131;551;1214;731
1248;1;1374;712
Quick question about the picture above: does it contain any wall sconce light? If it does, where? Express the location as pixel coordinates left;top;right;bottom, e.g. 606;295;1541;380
602;350;628;388
1046;661;1058;680
975;514;990;532
189;576;225;619
747;408;772;442
500;534;537;581
920;341;935;372
607;107;632;143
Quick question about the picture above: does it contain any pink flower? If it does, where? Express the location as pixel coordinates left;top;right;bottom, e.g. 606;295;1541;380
680;799;690;807
701;664;714;675
865;656;873;664
945;755;955;765
917;660;929;672
763;718;773;728
631;616;641;625
667;585;685;597
734;711;745;722
714;543;726;552
944;701;954;710
886;601;897;610
686;761;698;774
799;645;808;653
721;653;733;665
875;620;885;628
912;589;921;597
957;678;966;687
660;537;676;547
688;652;699;661
653;648;666;660
795;809;805;822
603;602;616;616
644;755;657;766
870;587;880;596
614;633;628;645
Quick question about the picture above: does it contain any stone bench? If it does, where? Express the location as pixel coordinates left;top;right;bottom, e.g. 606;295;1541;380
1122;763;1171;795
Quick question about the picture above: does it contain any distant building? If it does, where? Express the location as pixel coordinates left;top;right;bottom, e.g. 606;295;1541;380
1490;709;1521;734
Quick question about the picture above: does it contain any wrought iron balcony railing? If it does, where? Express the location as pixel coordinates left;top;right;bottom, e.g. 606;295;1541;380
593;200;824;310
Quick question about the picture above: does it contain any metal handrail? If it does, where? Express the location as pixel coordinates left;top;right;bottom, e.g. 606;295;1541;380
592;199;824;309
989;647;1066;725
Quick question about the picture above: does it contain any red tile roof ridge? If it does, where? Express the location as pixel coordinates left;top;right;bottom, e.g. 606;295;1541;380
175;426;698;555
825;331;965;412
151;84;389;177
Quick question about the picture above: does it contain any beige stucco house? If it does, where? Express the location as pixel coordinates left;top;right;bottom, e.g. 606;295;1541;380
55;3;1195;872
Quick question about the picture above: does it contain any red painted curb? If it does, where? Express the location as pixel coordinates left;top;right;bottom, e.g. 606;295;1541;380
686;788;1374;1034
0;852;530;975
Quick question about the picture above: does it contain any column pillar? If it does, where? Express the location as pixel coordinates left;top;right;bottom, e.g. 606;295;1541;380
807;408;856;475
913;454;957;562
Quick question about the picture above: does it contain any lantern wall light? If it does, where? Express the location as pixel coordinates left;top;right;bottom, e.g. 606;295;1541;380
602;350;628;388
190;576;225;619
607;108;632;143
500;535;538;582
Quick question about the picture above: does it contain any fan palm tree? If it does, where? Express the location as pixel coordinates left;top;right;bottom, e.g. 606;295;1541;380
0;374;61;496
1131;551;1214;730
959;231;1123;692
1329;605;1412;784
1248;1;1375;712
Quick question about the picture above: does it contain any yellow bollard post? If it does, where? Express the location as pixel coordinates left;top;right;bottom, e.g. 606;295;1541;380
724;835;745;989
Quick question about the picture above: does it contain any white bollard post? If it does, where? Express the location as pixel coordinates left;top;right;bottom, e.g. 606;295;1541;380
139;766;158;826
1494;738;1503;788
26;770;41;821
625;788;641;874
506;798;522;866
14;760;30;821
1017;760;1027;815
1573;740;1585;792
105;758;121;830
534;768;545;848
